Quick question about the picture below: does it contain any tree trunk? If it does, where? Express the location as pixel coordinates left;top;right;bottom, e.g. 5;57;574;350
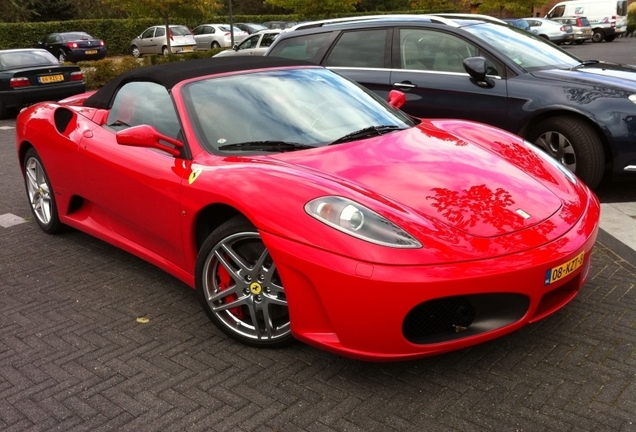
163;10;171;55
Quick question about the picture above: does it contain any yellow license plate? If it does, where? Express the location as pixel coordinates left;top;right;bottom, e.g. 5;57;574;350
544;252;584;285
85;50;98;54
38;74;64;84
182;46;193;52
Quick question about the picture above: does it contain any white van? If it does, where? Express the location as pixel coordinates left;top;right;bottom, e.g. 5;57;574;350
546;0;628;42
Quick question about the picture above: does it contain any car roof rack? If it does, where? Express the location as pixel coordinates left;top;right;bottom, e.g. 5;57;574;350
430;13;506;24
289;14;461;32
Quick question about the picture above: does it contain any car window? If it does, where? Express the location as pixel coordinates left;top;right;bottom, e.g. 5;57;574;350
206;26;215;34
171;26;192;36
106;81;181;141
156;27;165;37
238;34;260;49
45;34;57;44
260;33;279;48
325;29;387;68
141;28;154;39
550;5;566;17
62;33;91;41
268;32;331;60
192;26;203;35
401;29;477;73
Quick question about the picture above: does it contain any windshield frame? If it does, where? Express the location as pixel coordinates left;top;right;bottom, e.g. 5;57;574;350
179;67;416;155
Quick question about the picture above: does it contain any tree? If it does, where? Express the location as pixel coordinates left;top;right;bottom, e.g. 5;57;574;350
103;0;221;52
470;0;546;17
26;0;78;22
264;0;361;18
410;0;455;12
1;0;33;22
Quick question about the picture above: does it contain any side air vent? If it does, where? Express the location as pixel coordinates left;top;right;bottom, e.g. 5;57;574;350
54;108;74;134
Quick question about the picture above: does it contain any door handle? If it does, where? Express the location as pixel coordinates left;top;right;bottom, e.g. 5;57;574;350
393;82;416;89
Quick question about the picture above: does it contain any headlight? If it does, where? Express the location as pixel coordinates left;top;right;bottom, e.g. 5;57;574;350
629;94;636;105
523;140;577;184
305;196;422;248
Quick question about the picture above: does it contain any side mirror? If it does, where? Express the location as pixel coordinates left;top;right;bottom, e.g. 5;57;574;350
37;41;43;46
387;90;406;109
463;57;495;88
116;124;183;157
233;43;239;51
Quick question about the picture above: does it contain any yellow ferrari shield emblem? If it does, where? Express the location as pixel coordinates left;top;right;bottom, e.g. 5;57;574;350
188;168;203;185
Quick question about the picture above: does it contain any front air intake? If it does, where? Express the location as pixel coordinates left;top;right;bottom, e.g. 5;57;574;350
403;294;529;344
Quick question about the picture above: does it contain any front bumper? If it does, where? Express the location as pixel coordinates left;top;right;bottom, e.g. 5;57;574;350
262;189;600;361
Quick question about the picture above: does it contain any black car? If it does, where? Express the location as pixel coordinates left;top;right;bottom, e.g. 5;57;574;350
234;23;268;34
266;15;636;188
38;32;107;63
0;49;85;118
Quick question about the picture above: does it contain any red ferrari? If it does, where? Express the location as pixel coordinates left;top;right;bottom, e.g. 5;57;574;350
16;57;600;361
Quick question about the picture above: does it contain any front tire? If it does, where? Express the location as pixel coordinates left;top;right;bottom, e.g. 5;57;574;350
528;116;604;189
131;45;141;58
23;148;64;234
196;216;293;347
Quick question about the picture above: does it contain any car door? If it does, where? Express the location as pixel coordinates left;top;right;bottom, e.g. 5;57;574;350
78;81;188;269
43;34;62;57
390;28;510;130
321;28;394;100
138;27;157;54
234;34;261;55
254;32;279;55
192;25;206;50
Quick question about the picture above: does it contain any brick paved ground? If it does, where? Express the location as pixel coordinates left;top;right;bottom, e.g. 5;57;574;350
1;124;635;431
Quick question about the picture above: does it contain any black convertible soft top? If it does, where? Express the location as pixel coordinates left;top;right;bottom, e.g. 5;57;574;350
84;56;315;109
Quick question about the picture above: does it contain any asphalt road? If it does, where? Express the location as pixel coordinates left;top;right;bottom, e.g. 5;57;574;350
561;35;636;66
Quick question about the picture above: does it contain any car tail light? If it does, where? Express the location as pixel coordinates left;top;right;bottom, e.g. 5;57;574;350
576;18;582;26
559;25;567;31
10;77;30;88
100;40;105;46
224;32;231;36
66;42;78;49
70;71;83;81
611;15;616;27
169;29;174;40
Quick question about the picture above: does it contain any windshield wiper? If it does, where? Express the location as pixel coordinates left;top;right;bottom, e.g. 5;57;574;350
571;60;600;70
218;140;315;152
330;125;404;145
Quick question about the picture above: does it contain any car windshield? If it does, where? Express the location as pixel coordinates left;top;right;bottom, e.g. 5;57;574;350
182;68;415;154
463;22;581;70
171;26;192;36
0;50;58;70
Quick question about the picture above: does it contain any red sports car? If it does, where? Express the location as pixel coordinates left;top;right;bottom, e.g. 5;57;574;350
16;57;600;361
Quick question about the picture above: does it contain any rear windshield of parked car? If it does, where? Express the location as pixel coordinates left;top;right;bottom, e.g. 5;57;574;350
171;26;192;36
0;50;58;70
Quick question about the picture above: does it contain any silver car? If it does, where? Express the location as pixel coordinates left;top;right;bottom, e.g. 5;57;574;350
130;25;196;57
524;18;574;44
192;24;248;49
551;16;593;44
213;30;281;57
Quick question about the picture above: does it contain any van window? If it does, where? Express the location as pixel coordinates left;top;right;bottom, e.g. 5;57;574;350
616;0;627;16
549;5;566;17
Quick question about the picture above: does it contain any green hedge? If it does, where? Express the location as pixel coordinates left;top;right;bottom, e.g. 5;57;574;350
0;10;456;56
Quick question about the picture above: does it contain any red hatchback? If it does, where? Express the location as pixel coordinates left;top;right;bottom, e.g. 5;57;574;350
15;57;599;361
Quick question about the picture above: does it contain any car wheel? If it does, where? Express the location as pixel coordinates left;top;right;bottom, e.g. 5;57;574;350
575;40;584;45
211;41;221;49
528;116;604;189
604;35;615;42
23;148;64;234
592;30;604;42
162;46;169;56
131;45;141;58
196;215;293;347
58;51;66;63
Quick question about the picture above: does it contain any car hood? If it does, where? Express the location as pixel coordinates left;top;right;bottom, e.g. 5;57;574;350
532;62;636;90
271;125;563;239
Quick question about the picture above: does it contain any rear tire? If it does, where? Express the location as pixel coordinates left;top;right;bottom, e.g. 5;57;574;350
211;41;221;49
592;30;604;42
162;46;169;56
131;45;141;58
528;116;605;189
58;51;66;63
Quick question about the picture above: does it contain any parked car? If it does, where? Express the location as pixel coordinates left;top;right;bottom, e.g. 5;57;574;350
263;21;297;29
503;18;531;31
265;15;636;189
15;56;600;361
546;0;628;42
234;23;268;34
551;16;593;44
214;30;281;57
37;32;106;63
130;25;196;57
0;49;84;118
192;24;248;49
524;17;575;44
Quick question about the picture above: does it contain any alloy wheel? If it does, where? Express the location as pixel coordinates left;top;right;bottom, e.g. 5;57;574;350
25;156;53;226
533;130;577;173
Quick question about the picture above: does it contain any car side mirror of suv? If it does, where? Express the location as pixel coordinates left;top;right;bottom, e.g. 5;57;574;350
463;57;495;88
116;124;183;157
